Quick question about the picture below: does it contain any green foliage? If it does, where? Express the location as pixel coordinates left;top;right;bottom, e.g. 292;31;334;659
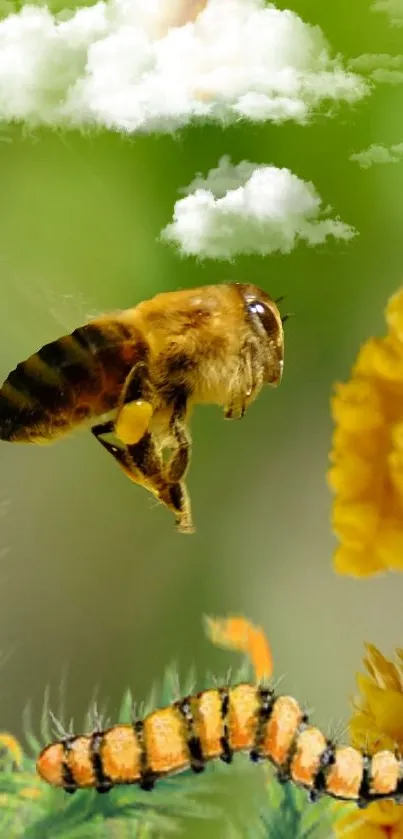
0;0;98;21
220;765;349;839
250;773;350;839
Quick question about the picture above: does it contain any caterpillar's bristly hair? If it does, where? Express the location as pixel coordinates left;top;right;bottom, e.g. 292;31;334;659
36;682;403;807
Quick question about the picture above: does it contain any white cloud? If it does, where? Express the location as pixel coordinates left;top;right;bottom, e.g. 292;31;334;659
161;156;356;260
349;53;403;84
350;142;403;168
372;0;403;26
371;68;403;83
0;0;367;132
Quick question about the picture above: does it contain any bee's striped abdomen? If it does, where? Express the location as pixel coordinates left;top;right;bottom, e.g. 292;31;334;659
0;319;147;443
36;682;403;807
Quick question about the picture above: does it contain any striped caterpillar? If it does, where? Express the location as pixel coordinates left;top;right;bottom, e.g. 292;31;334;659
36;617;402;808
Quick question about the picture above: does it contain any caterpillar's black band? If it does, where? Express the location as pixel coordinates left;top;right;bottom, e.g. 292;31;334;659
134;719;157;791
250;686;275;764
276;713;309;785
309;741;336;800
176;697;205;774
62;739;77;794
90;732;112;793
219;688;233;764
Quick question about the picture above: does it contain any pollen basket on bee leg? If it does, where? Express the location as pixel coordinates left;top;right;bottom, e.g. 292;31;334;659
115;401;154;446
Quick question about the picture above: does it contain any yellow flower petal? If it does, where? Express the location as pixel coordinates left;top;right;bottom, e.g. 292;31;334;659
362;801;403;827
333;545;385;577
334;808;367;835
355;337;403;385
332;501;380;548
357;676;403;743
335;814;397;839
328;453;377;499
332;380;384;432
20;787;42;800
354;339;385;378
364;644;403;692
386;288;403;343
388;451;403;505
376;521;403;571
336;801;403;836
331;426;384;462
0;733;23;768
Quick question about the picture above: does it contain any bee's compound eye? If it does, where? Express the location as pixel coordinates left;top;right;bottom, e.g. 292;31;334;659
248;302;265;317
247;300;279;337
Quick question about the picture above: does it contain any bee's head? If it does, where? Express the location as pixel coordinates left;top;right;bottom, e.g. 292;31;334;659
236;283;285;386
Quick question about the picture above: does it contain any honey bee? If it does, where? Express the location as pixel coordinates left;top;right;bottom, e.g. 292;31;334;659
0;283;284;532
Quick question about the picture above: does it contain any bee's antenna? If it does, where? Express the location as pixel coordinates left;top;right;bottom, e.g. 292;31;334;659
281;313;294;324
275;295;285;304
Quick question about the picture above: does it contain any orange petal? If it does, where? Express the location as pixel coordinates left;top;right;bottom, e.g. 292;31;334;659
204;615;273;682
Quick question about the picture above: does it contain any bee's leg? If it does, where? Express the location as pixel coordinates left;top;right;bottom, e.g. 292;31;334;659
91;421;144;485
165;390;191;484
91;422;194;534
127;432;194;534
92;420;164;489
224;343;262;419
115;362;155;446
224;357;252;420
155;478;194;535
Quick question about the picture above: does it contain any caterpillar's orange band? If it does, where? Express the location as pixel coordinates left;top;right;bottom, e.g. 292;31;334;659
36;682;403;807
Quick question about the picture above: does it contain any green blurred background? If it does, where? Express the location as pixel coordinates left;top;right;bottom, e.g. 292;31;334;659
0;0;403;834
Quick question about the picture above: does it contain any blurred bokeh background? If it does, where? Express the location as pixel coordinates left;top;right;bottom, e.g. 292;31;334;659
0;0;403;834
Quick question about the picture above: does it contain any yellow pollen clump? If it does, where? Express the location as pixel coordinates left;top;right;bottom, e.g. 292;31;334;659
115;400;153;446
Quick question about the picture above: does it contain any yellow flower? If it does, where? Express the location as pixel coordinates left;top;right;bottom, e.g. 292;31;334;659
0;732;23;769
335;644;403;838
329;287;403;576
336;803;403;839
